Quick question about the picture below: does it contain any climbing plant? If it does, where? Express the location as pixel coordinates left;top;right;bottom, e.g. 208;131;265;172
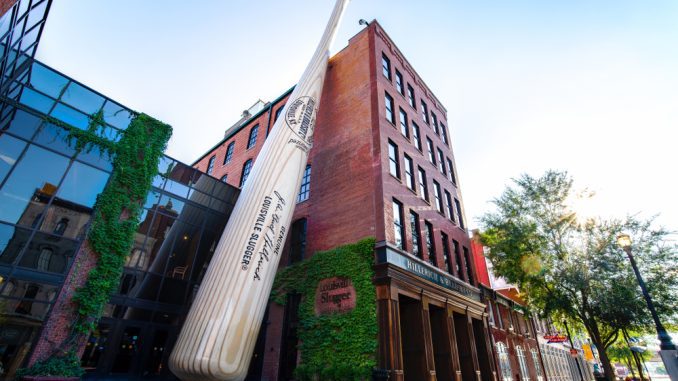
18;109;171;377
272;238;378;381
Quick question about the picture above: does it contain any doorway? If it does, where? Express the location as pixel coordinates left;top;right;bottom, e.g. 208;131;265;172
453;312;476;381
399;296;427;381
429;304;453;381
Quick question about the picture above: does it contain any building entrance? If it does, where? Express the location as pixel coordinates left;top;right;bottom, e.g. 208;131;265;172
429;304;454;381
399;296;427;381
81;319;176;379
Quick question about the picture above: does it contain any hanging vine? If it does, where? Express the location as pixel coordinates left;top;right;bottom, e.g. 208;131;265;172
18;109;171;378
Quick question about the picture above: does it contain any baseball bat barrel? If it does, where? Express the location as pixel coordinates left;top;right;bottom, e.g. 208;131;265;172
168;1;349;380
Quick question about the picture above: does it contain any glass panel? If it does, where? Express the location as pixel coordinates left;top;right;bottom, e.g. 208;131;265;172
57;161;109;208
163;178;190;199
50;103;89;130
0;296;51;320
28;62;69;98
111;326;142;373
33;121;77;158
0;144;69;225
17;230;78;274
190;227;221;282
76;144;113;172
19;87;55;113
0;222;22;265
26;1;48;30
60;82;104;114
102;100;131;130
155;193;185;217
143;190;162;210
19;23;40;50
0;134;26;183
81;323;111;371
0;108;43;139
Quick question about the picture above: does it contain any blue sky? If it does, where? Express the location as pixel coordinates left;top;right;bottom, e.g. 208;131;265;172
36;0;678;231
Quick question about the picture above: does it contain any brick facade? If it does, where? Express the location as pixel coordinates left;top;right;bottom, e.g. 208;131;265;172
193;21;483;380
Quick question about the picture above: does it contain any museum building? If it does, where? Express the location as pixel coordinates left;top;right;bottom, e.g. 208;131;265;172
193;21;496;381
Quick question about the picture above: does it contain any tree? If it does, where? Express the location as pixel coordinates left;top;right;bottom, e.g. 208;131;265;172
480;171;678;381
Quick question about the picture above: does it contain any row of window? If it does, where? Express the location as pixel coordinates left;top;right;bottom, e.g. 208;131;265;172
496;342;544;381
385;92;457;187
391;198;473;283
388;140;464;229
382;53;449;146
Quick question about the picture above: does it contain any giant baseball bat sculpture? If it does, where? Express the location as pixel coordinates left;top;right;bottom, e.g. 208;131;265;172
169;1;349;380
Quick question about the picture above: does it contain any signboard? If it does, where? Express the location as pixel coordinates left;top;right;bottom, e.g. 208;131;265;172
377;245;480;301
314;277;356;316
582;344;594;361
570;348;579;357
544;334;568;343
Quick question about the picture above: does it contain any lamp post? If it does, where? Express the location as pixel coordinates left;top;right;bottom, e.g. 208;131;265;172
616;234;678;380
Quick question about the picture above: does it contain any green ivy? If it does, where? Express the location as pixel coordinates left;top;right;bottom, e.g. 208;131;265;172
18;110;171;378
71;112;171;334
15;351;84;379
271;238;378;381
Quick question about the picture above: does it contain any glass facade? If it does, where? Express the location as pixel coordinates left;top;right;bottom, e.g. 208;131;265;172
0;58;239;380
0;0;51;97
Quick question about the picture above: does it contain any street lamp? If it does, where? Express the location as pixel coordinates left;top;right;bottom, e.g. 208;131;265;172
616;234;675;351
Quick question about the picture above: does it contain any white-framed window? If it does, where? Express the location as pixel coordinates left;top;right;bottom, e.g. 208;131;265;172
517;345;530;381
531;348;544;381
496;341;513;381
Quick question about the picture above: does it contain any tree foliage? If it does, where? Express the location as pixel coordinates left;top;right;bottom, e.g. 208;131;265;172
480;170;677;380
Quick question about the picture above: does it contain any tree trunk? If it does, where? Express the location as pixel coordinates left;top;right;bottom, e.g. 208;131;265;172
584;319;616;381
625;355;636;379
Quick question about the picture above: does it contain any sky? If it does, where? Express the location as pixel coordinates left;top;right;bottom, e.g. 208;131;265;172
36;0;678;232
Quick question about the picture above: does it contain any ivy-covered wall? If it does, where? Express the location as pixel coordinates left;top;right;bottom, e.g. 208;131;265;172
19;110;171;377
272;238;378;381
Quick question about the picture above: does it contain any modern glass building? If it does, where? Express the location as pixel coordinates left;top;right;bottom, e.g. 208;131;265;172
0;51;239;381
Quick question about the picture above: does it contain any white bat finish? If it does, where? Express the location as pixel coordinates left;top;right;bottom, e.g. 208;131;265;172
168;1;349;380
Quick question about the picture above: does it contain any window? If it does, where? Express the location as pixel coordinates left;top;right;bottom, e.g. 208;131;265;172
453;239;462;277
517;346;531;381
392;199;405;250
455;198;465;229
247;125;259;149
488;302;496;326
382;53;391;80
447;158;457;185
297;165;311;202
433;180;442;213
496;342;513;381
421;100;429;124
385;92;395;124
445;190;454;221
206;155;216;175
274;106;284;122
440;122;448;145
417;167;428;201
37;247;53;271
464;246;474;284
395;70;404;95
240;159;253;187
399;108;409;138
224;142;235;164
289;218;307;264
407;84;415;108
532;349;544;381
424;221;435;265
441;232;452;273
410;211;422;258
403;154;415;191
53;218;68;236
388;141;400;179
437;148;446;174
221;174;228;183
431;113;439;135
412;122;422;151
426;137;435;165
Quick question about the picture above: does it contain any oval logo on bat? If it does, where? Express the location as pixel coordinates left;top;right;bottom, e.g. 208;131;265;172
286;96;317;146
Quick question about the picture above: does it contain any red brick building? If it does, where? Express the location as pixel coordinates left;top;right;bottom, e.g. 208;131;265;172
194;21;495;381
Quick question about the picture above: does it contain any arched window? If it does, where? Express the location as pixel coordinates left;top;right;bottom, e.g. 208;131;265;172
496;342;513;381
247;125;259;149
53;218;69;235
531;348;544;381
37;247;53;271
516;345;531;381
240;159;253;187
